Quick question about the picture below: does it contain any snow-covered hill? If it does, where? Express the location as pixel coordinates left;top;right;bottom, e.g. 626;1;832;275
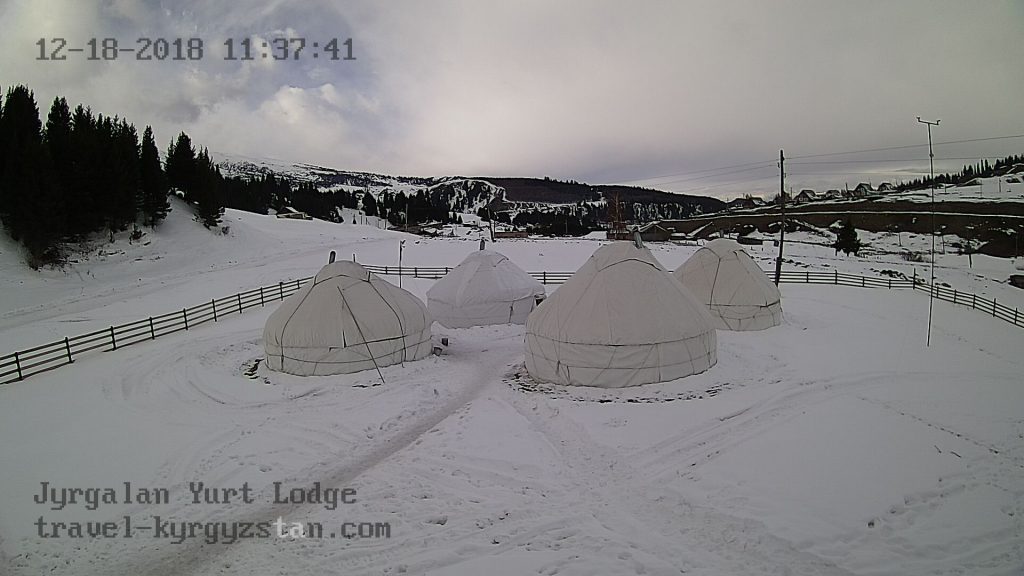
0;204;1021;576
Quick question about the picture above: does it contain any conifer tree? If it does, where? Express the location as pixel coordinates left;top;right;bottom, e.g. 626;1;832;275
139;125;169;227
833;219;861;256
361;191;378;217
194;147;224;228
165;132;196;199
0;85;64;264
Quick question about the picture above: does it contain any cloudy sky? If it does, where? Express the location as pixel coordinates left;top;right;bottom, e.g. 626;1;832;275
1;0;1022;199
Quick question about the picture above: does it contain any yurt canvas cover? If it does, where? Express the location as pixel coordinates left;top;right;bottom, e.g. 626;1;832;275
525;242;717;388
674;238;782;331
427;249;546;328
264;261;432;376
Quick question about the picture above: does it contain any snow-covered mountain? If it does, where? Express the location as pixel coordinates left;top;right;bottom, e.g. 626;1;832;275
215;152;726;220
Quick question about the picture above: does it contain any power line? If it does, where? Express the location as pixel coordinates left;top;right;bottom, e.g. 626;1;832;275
653;164;777;187
613;132;1023;192
667;173;779;195
789;133;1024;160
619;159;776;185
789;155;1015;166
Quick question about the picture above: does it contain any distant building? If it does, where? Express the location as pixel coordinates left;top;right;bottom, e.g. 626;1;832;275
728;196;759;210
494;230;530;239
794;190;816;204
606;221;672;242
825;189;843;199
877;182;895;191
854;183;874;195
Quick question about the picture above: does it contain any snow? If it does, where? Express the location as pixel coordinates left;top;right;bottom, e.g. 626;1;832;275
883;176;1024;204
1;203;1022;575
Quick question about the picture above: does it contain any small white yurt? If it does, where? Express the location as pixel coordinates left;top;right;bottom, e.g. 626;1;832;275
525;241;717;388
427;248;546;328
264;261;432;376
674;238;782;331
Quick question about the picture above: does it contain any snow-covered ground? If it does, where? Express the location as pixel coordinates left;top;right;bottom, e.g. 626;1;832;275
1;201;1022;576
883;175;1024;204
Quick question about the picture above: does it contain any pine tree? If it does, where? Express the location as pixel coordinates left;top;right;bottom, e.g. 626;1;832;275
139;126;169;227
67;105;103;236
0;85;64;265
165;132;196;199
109;119;140;234
361;192;377;217
193;148;224;228
833;219;861;256
43;97;73;208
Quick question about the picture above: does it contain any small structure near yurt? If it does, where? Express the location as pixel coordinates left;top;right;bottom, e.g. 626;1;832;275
525;241;717;388
427;248;546;328
674;238;782;331
263;261;432;376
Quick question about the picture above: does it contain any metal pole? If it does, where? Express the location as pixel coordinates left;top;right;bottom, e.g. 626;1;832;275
773;149;785;285
917;116;940;346
399;240;405;288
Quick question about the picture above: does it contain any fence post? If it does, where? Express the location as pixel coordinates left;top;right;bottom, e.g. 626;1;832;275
805;271;809;283
65;337;73;363
1015;308;1019;326
149;317;155;339
260;287;265;306
913;269;917;286
212;299;218;322
110;326;117;350
834;270;838;285
295;279;300;291
992;299;997;317
183;308;189;330
952;290;957;304
888;278;891;289
237;293;243;314
543;271;547;284
279;282;284;300
414;267;419;278
13;351;22;381
972;293;977;309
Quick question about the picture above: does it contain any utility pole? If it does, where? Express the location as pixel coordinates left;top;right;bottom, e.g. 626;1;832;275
398;240;405;288
917;116;940;346
774;149;786;285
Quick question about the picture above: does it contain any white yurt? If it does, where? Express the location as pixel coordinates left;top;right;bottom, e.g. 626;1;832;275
427;248;546;328
525;241;717;388
674;238;782;331
264;261;432;376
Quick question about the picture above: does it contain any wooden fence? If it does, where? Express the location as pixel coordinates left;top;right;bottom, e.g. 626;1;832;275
1;265;1019;385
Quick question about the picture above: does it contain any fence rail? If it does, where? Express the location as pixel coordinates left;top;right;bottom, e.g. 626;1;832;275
1;264;1020;385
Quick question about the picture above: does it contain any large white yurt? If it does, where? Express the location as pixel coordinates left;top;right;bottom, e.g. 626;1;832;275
674;238;782;331
525;241;717;388
263;261;432;376
427;249;546;328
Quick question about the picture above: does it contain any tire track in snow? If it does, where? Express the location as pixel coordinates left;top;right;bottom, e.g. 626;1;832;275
500;381;856;575
72;332;512;576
